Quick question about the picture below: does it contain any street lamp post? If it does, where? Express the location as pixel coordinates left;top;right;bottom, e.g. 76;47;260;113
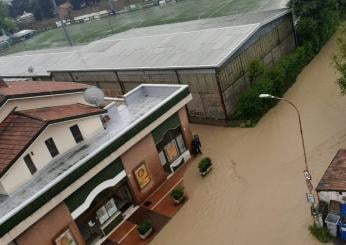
259;94;315;204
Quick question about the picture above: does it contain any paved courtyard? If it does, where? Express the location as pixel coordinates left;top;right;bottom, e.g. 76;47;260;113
151;34;345;244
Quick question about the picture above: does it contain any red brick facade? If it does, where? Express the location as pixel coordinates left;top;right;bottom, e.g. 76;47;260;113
15;203;85;245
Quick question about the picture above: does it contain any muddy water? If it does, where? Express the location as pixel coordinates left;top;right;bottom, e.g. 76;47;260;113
151;35;346;245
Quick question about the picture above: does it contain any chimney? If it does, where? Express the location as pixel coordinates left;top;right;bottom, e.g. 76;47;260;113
0;77;8;88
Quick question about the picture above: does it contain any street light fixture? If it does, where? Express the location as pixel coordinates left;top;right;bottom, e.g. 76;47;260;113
259;94;314;202
258;94;275;99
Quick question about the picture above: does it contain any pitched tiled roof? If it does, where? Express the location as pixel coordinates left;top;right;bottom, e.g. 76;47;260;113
316;149;346;192
18;103;106;122
0;104;106;176
0;114;44;173
0;81;88;100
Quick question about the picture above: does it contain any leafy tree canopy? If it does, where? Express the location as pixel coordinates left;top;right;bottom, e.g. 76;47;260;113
334;24;346;94
0;1;16;32
289;0;340;51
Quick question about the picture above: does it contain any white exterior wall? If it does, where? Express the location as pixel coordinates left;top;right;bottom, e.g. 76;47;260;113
0;116;104;194
318;191;346;204
0;92;86;123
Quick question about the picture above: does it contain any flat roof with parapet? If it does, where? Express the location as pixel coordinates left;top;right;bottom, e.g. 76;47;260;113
0;84;191;239
0;9;290;78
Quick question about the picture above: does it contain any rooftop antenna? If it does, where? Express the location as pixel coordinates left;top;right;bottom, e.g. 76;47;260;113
83;87;105;107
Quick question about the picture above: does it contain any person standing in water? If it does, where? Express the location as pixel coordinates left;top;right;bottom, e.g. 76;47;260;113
192;134;202;155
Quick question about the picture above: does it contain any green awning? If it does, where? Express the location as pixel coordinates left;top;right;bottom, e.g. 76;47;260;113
152;113;181;144
65;158;124;213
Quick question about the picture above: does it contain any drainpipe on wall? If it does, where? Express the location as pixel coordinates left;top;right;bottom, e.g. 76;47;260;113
174;70;181;84
215;71;229;121
114;71;126;94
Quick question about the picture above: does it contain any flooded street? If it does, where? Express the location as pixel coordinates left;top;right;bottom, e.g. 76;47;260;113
151;34;346;245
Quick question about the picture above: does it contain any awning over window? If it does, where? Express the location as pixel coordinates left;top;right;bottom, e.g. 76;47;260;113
64;158;124;217
151;113;181;144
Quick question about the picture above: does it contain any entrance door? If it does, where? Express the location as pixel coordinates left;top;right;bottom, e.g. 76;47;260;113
113;182;133;212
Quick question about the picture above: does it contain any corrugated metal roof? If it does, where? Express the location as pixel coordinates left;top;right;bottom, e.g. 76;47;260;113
51;23;260;71
0;9;290;77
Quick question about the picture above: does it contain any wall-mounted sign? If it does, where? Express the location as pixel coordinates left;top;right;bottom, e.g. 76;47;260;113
305;179;314;193
164;139;179;162
304;170;312;180
306;193;315;204
55;228;77;245
134;162;151;189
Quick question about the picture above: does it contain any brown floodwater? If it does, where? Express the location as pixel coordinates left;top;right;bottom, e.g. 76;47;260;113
151;34;346;245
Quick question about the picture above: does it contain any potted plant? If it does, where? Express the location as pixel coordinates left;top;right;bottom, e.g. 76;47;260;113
137;220;153;240
198;157;212;176
170;187;185;204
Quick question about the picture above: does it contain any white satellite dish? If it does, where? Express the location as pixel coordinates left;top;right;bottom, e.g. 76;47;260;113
84;87;105;107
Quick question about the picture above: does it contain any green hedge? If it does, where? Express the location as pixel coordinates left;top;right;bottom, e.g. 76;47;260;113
233;43;315;122
232;0;344;123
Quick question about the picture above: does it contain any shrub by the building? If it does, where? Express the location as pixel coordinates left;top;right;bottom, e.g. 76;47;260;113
233;44;315;122
308;224;333;243
137;220;152;235
233;0;345;123
198;157;212;176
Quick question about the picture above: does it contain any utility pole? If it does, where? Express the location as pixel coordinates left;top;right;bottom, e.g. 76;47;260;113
51;0;73;46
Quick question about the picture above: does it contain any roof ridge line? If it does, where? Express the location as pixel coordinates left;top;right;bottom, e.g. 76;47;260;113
15;111;45;122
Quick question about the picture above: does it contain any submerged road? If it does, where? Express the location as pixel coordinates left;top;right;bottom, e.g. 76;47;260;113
151;34;343;245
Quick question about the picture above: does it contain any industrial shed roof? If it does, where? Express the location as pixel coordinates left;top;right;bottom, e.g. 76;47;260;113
0;9;290;78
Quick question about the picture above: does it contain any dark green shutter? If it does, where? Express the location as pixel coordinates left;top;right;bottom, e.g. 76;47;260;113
64;158;124;213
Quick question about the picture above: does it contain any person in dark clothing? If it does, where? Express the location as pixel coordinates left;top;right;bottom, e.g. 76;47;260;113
192;134;202;155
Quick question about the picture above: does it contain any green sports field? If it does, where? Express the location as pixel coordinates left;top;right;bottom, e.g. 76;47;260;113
2;0;288;55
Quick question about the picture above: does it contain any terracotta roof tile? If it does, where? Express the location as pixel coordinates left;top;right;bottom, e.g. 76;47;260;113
0;103;106;176
317;149;346;191
18;103;106;122
0;114;44;173
0;81;88;97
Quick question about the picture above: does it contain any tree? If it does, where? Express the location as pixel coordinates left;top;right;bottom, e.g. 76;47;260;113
8;0;32;18
9;0;55;20
38;0;54;19
289;0;339;52
70;0;83;10
334;24;346;94
0;2;16;32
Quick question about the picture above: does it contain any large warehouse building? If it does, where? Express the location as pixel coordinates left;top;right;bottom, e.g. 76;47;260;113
0;9;296;123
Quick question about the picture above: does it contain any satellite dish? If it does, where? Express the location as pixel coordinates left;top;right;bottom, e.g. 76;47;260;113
28;66;34;73
84;87;104;107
